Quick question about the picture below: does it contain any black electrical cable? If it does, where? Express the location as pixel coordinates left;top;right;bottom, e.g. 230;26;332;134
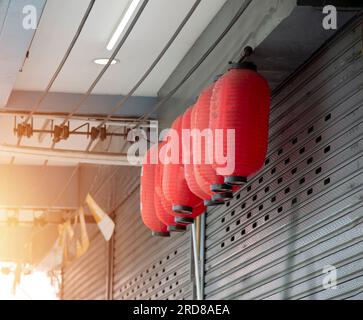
83;0;206;197
42;0;149;170
84;0;202;152
11;0;96;165
86;0;254;197
31;0;252;212
56;0;150;128
17;0;96;142
134;0;253;128
41;0;252;208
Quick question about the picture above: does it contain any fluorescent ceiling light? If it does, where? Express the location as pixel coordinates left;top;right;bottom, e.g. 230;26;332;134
93;58;119;65
107;0;142;51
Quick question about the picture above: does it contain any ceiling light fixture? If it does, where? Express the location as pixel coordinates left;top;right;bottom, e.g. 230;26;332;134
93;58;119;65
107;0;142;51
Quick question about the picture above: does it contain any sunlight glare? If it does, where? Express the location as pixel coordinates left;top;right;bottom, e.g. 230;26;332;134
0;270;59;300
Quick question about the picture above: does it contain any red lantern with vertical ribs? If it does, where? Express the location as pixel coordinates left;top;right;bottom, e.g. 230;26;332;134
154;143;186;233
191;82;234;206
209;62;270;186
140;148;169;237
162;116;206;225
154;192;186;233
182;107;210;201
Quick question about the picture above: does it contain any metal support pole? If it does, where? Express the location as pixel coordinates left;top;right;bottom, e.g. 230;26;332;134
106;224;115;300
191;222;202;300
200;212;206;299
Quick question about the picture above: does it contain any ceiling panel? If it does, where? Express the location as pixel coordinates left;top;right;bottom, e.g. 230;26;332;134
14;0;227;96
0;0;46;107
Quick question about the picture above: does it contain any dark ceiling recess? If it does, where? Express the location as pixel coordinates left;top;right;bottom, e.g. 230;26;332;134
298;0;363;8
251;5;362;91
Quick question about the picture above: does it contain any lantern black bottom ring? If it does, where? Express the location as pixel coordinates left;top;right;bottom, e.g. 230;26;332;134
174;216;194;225
173;205;193;214
225;176;247;185
152;231;170;237
212;192;234;202
167;225;187;233
210;183;232;193
204;199;224;207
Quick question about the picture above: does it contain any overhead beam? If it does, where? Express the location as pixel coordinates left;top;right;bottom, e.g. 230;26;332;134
0;144;142;166
6;90;158;118
0;108;155;123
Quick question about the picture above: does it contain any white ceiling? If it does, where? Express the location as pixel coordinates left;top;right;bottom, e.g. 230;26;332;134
14;0;226;96
0;0;46;107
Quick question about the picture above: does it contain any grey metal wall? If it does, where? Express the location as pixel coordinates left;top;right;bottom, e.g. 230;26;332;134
61;165;112;300
112;188;193;300
62;165;194;300
203;16;363;300
62;228;108;300
91;166;194;300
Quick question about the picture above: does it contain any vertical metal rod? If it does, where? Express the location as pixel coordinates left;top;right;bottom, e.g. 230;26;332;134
106;223;115;300
196;216;200;257
200;212;206;300
191;222;201;300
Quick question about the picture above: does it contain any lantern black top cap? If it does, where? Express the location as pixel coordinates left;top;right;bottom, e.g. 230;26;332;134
229;61;257;71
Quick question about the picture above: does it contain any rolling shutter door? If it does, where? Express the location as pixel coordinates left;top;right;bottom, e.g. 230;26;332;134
204;16;363;300
112;187;193;300
62;228;108;300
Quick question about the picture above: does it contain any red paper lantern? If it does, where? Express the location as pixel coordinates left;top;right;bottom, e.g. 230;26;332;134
182;107;210;201
210;62;270;185
154;143;186;232
154;192;185;232
140;148;169;237
162;116;205;224
191;83;233;206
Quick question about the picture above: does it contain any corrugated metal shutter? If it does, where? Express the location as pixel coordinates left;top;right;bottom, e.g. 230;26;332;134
62;166;141;300
204;17;363;300
97;166;193;300
112;186;193;300
62;164;194;300
62;228;108;300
